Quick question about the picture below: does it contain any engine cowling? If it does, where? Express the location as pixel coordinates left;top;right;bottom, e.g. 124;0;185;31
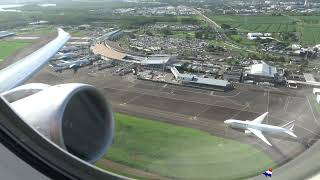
245;130;252;136
4;83;114;163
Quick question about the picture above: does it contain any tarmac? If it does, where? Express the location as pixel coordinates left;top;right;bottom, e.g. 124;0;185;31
0;33;318;179
26;66;320;166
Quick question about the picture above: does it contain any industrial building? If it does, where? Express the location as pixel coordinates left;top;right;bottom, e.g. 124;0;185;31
247;32;273;40
96;30;123;42
245;61;277;82
171;67;233;91
140;56;175;70
182;77;233;91
303;73;316;83
0;31;15;39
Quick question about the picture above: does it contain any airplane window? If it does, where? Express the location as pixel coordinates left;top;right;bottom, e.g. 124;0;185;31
0;0;319;179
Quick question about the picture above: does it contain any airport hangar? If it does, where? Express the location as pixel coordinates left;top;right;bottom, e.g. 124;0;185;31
244;61;279;83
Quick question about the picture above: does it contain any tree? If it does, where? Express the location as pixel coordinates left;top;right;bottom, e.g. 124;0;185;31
221;24;231;29
195;31;203;39
161;29;172;36
145;30;153;36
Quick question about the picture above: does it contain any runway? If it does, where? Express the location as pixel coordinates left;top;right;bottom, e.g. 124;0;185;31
28;67;320;166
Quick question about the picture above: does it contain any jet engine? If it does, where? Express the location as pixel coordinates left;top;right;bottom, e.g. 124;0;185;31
2;83;114;163
245;130;252;136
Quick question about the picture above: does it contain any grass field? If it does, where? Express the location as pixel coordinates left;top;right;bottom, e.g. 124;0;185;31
97;113;276;180
211;15;295;33
69;30;87;37
0;40;33;62
210;15;320;45
16;27;56;36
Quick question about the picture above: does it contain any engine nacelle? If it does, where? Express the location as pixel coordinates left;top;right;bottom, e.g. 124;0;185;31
245;130;252;136
4;83;114;163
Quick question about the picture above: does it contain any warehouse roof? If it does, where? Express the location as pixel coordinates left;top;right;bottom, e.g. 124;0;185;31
96;29;121;41
141;56;172;65
304;73;316;83
249;62;277;77
192;77;230;87
182;76;230;87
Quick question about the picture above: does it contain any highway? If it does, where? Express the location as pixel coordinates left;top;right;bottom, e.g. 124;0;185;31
193;8;256;53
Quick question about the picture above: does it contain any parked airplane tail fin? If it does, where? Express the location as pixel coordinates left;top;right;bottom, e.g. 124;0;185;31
282;120;297;138
282;120;295;130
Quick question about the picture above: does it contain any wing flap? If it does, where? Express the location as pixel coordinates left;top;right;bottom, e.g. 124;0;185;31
247;128;272;146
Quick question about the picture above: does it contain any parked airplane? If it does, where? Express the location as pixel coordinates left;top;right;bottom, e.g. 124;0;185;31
49;58;92;73
59;46;80;53
52;52;78;60
224;112;297;146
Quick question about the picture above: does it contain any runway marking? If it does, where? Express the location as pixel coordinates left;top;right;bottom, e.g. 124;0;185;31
133;81;242;98
297;125;320;137
226;98;249;108
306;96;320;126
266;90;270;124
162;84;167;88
167;85;245;107
105;86;305;124
283;96;290;112
104;86;262;114
123;93;145;105
295;103;313;123
192;105;212;120
127;84;136;89
114;103;215;128
210;91;214;96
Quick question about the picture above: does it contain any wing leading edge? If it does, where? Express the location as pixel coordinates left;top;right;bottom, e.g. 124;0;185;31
251;112;268;124
0;28;70;93
247;128;272;146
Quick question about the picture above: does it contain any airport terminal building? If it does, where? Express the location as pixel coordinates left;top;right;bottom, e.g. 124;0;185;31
140;56;175;70
91;42;175;68
171;67;233;91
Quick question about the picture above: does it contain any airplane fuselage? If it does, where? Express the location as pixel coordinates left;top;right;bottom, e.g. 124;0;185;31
226;119;286;134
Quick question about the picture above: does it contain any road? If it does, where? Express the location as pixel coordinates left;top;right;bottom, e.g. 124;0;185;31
193;8;256;53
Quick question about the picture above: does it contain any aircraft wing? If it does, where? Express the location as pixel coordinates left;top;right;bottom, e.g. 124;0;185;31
0;28;70;93
247;128;272;146
251;112;268;124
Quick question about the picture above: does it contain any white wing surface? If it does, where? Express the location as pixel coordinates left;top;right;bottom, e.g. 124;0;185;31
0;28;70;93
251;112;269;124
247;128;272;146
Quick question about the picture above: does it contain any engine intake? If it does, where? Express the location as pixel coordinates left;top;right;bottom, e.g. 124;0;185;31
7;83;114;163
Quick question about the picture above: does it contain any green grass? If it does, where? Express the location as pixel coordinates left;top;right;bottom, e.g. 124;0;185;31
0;40;33;62
17;27;56;36
211;15;295;33
99;113;276;180
69;30;87;37
210;15;320;45
230;35;256;46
